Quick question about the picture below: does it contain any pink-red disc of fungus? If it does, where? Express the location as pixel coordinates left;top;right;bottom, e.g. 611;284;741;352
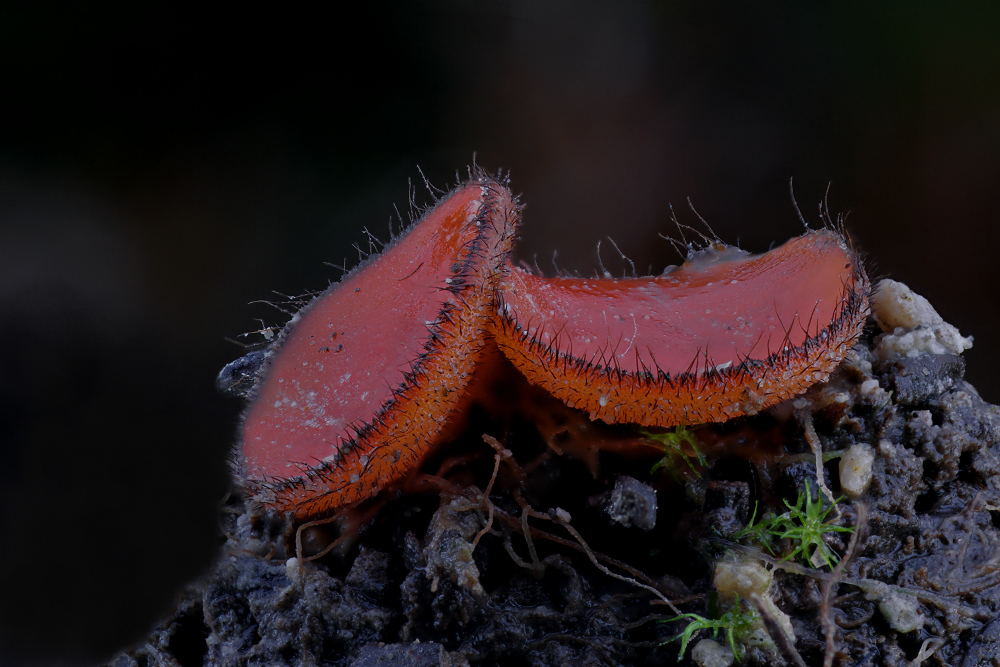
239;175;519;519
490;230;869;427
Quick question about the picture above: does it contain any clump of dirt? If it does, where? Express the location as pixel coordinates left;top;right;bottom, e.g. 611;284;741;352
111;280;1000;667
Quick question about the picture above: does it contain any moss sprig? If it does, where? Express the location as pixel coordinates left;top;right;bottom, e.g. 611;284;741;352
645;424;708;477
665;597;759;661
733;480;853;569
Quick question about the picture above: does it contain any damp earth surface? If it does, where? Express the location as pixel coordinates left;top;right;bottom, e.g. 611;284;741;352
111;279;1000;667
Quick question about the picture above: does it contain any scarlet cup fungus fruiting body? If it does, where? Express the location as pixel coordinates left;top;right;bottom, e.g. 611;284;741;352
490;230;870;427
239;175;519;519
234;173;870;520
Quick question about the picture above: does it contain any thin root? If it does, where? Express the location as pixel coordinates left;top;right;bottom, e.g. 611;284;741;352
821;501;867;667
796;405;840;516
547;507;682;615
750;593;807;667
473;435;513;549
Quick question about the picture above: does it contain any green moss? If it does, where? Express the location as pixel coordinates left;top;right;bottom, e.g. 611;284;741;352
664;597;759;662
733;480;853;569
645;424;707;477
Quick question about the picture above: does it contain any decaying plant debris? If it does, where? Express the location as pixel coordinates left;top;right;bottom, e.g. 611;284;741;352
111;279;1000;667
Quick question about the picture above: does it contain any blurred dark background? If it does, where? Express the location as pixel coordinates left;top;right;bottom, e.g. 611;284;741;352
1;2;998;664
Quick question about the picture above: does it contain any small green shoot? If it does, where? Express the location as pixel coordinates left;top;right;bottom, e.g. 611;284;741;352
645;424;707;477
665;598;758;661
733;480;853;569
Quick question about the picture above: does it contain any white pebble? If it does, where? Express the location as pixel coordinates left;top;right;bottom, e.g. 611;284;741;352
871;279;942;331
691;639;734;667
840;443;875;497
871;279;972;360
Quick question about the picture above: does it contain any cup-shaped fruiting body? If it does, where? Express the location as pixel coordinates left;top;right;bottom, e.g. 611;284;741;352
489;230;870;427
238;176;520;519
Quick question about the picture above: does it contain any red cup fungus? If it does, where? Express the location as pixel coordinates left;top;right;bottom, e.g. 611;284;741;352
491;229;869;428
239;176;519;518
